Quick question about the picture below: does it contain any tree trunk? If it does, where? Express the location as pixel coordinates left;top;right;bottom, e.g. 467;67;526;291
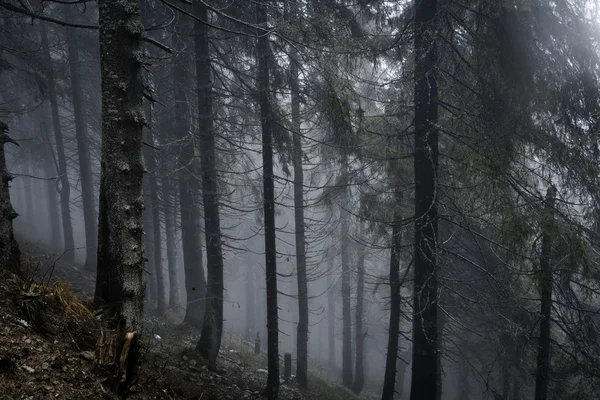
534;186;557;400
40;117;62;251
410;0;439;399
340;158;353;388
0;122;21;273
457;354;469;400
94;0;145;396
161;175;180;307
352;251;366;395
40;22;75;264
257;2;279;397
171;14;207;329
144;105;166;316
195;2;225;367
381;189;403;400
142;189;158;311
246;262;256;338
21;159;34;224
327;266;336;369
65;8;97;272
289;26;309;392
94;0;145;314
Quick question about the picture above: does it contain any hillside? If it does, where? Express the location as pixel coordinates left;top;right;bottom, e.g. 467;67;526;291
0;241;366;400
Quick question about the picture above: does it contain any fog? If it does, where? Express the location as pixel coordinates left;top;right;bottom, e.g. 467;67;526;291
2;1;600;400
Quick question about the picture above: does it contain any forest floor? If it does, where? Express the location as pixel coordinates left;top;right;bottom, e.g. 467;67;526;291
0;235;372;400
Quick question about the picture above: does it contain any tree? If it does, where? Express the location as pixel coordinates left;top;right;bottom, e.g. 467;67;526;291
171;12;207;329
0;121;20;272
352;249;366;395
40;21;75;263
410;0;439;399
534;186;557;400
289;7;309;389
340;157;353;388
196;1;225;367
64;7;97;272
257;1;279;397
93;0;146;396
381;190;403;400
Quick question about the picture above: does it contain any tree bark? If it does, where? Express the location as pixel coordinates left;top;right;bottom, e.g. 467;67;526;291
534;186;557;400
94;0;146;322
340;157;353;388
0;121;21;273
410;0;439;399
352;250;366;395
196;2;225;367
170;13;207;329
381;189;403;400
64;8;98;272
257;2;279;397
40;22;75;264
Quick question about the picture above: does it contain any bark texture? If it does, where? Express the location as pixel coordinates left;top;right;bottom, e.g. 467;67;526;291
257;2;279;397
94;0;146;330
0;121;21;273
410;0;439;399
40;22;75;263
534;186;557;400
65;8;97;272
196;1;225;367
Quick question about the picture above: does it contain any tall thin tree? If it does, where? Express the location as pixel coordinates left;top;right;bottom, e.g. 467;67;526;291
410;0;440;398
196;1;225;367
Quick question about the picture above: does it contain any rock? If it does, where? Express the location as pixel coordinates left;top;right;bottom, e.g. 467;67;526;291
79;351;95;361
42;362;49;370
189;359;197;366
182;355;189;361
21;365;35;374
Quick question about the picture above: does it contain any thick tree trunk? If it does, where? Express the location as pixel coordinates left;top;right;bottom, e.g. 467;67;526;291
289;32;309;391
161;175;180;307
195;2;225;367
352;251;366;395
94;0;145;316
144;106;166;316
340;158;353;388
381;189;403;400
65;8;97;272
171;17;207;329
257;2;279;397
40;118;62;251
534;186;556;400
40;22;75;264
327;267;336;369
410;0;439;399
0;122;21;273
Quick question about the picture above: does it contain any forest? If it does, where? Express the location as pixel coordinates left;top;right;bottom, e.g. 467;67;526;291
1;0;600;399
